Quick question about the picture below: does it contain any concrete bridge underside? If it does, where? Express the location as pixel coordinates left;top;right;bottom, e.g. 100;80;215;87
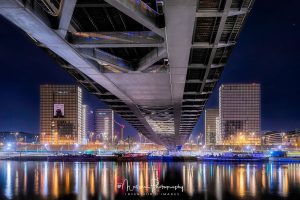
0;0;255;149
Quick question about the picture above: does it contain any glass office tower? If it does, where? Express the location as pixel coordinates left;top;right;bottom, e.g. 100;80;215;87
218;84;261;145
205;109;219;145
95;109;114;144
40;85;83;144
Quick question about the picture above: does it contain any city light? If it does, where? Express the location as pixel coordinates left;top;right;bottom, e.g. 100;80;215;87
0;0;298;199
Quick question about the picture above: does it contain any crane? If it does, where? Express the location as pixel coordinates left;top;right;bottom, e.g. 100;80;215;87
114;120;125;143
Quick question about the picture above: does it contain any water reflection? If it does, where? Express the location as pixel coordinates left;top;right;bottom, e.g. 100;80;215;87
0;161;299;199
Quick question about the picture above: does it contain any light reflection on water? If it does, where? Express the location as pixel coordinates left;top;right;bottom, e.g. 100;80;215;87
0;161;300;199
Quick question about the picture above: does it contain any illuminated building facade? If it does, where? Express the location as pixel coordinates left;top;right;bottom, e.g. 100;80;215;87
82;105;95;144
216;117;221;144
0;132;38;143
223;132;261;146
40;85;83;144
205;109;219;145
82;105;95;142
263;131;283;145
285;129;300;147
81;105;87;144
219;84;261;145
95;109;114;143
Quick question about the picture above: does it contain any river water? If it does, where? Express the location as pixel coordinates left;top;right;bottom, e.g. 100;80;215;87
0;161;299;200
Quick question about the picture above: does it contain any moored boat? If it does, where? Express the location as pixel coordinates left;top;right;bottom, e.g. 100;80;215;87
116;153;149;161
47;154;116;162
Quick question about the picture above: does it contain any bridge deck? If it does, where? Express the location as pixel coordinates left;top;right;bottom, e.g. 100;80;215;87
0;0;255;148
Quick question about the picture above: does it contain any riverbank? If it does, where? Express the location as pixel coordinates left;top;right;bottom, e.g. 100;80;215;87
2;154;300;163
2;155;199;162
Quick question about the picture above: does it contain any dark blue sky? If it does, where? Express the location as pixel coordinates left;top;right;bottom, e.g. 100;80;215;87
0;0;299;138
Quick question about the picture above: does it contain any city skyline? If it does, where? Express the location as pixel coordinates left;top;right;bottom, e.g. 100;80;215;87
0;0;299;138
0;1;299;200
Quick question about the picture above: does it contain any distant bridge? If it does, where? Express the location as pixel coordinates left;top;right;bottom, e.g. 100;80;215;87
0;0;255;149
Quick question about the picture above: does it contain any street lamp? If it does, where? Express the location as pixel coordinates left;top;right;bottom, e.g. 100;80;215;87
15;132;19;143
73;143;79;154
113;135;118;149
261;136;265;150
44;143;49;151
280;132;285;145
89;132;95;143
199;133;203;146
139;133;142;144
197;136;200;145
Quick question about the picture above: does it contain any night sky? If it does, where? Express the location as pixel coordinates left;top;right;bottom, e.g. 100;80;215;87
0;0;299;139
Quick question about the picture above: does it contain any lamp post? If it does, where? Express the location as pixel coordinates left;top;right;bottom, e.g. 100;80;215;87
127;136;131;151
35;136;38;144
89;132;95;143
190;140;194;151
197;136;200;146
113;135;118;151
139;133;142;144
15;132;19;143
261;136;266;150
280;132;285;147
199;133;203;146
